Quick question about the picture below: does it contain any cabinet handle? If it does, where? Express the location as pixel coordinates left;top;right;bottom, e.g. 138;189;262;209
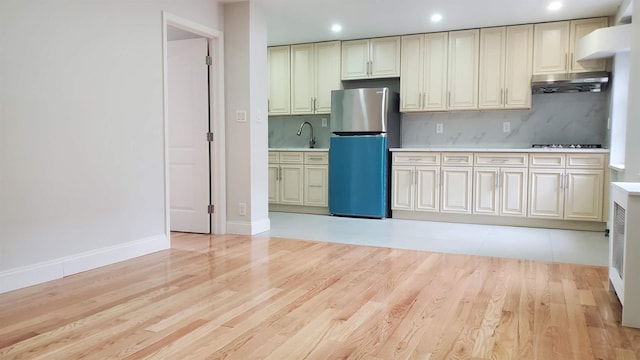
313;97;317;112
499;170;503;188
490;159;507;163
500;88;504;106
436;170;440;188
564;173;569;189
505;88;508;105
495;172;499;189
448;91;451;108
279;167;282;181
308;157;323;161
570;53;574;69
440;171;444;188
560;173;564;190
368;61;373;76
268;99;270;111
418;93;422;108
565;53;568;70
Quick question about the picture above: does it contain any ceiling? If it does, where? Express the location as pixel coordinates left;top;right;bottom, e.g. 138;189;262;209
253;0;624;46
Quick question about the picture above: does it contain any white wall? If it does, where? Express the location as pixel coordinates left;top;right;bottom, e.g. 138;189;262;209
223;2;270;234
623;2;640;181
0;0;223;291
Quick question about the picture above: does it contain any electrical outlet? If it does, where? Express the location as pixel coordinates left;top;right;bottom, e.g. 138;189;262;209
503;121;510;133
321;118;328;127
607;117;611;130
436;123;443;134
238;202;246;216
236;110;247;122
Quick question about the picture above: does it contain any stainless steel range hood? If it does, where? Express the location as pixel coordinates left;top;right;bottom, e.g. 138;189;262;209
531;71;610;94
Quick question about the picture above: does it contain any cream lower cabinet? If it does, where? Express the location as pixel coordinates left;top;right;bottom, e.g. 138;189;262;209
440;153;473;214
391;152;441;212
269;152;304;205
269;151;328;208
528;153;604;221
303;152;329;207
473;153;528;216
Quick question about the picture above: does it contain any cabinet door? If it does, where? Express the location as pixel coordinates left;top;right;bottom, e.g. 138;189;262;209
570;18;608;72
416;166;440;212
370;37;401;78
400;35;424;112
267;46;291;115
441;167;473;214
314;41;341;114
479;27;506;109
533;21;570;75
528;169;564;218
341;39;369;80
504;24;533;109
268;164;280;204
424;32;449;111
564;169;603;221
501;168;527;217
279;165;303;205
290;44;314;115
391;166;415;211
448;30;479;110
304;165;328;207
474;167;499;215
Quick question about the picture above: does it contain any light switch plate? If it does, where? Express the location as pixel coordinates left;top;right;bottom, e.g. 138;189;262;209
436;123;443;134
236;110;247;122
321;118;327;127
503;121;510;133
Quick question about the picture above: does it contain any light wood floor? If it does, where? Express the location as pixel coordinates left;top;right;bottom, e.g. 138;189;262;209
1;233;639;359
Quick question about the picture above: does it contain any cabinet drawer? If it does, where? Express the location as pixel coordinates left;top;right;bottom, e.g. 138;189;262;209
304;152;328;165
474;153;528;167
278;152;304;164
566;154;605;169
442;152;473;166
529;154;565;168
268;152;279;163
393;152;440;165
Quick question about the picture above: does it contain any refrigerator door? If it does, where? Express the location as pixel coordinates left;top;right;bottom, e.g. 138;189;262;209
329;135;388;218
330;88;389;134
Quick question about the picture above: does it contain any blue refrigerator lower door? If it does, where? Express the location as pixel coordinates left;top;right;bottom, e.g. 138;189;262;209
329;135;388;218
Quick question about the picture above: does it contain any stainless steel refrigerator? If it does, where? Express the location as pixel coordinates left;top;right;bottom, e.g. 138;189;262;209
329;87;400;218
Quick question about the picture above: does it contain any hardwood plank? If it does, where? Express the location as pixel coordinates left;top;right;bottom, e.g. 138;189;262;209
1;232;639;359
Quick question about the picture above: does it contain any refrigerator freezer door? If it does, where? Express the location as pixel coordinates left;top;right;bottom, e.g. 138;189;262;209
330;88;388;134
329;135;388;218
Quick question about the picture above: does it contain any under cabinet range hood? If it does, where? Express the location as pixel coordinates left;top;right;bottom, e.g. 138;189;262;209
531;71;610;94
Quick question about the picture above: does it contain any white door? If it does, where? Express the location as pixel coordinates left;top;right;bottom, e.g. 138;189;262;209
168;38;210;233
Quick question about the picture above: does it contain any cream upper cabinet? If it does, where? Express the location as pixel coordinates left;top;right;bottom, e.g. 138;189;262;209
314;41;342;113
533;18;608;75
504;25;534;108
267;46;291;115
480;25;533;110
290;41;341;115
290;44;315;114
400;34;424;112
448;30;479;110
479;27;506;109
570;18;608;72
342;37;400;80
400;33;448;112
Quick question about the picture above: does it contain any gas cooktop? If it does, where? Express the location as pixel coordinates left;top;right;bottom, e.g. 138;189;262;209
531;144;602;149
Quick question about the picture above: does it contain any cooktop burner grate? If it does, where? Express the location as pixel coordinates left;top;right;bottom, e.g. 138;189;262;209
531;144;602;149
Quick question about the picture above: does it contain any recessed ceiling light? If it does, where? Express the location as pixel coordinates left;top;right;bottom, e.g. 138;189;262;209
548;1;563;11
331;24;342;33
431;13;443;22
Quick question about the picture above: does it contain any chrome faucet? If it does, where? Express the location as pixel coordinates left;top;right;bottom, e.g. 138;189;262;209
296;121;316;148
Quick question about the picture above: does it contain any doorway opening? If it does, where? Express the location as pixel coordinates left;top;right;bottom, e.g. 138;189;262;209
162;12;226;236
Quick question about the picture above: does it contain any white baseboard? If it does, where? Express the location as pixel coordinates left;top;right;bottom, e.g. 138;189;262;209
0;234;169;294
227;218;271;235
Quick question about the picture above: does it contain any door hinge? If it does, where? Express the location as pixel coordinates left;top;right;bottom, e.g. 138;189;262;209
208;205;214;214
206;56;212;66
207;132;213;142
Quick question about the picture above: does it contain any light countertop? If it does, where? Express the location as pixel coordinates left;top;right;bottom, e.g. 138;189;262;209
390;148;610;153
612;182;640;196
269;148;328;152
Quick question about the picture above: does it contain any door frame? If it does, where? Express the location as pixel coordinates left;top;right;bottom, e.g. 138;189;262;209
162;11;226;235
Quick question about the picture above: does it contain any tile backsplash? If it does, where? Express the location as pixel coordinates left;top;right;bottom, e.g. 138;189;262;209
402;92;609;148
268;91;609;149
